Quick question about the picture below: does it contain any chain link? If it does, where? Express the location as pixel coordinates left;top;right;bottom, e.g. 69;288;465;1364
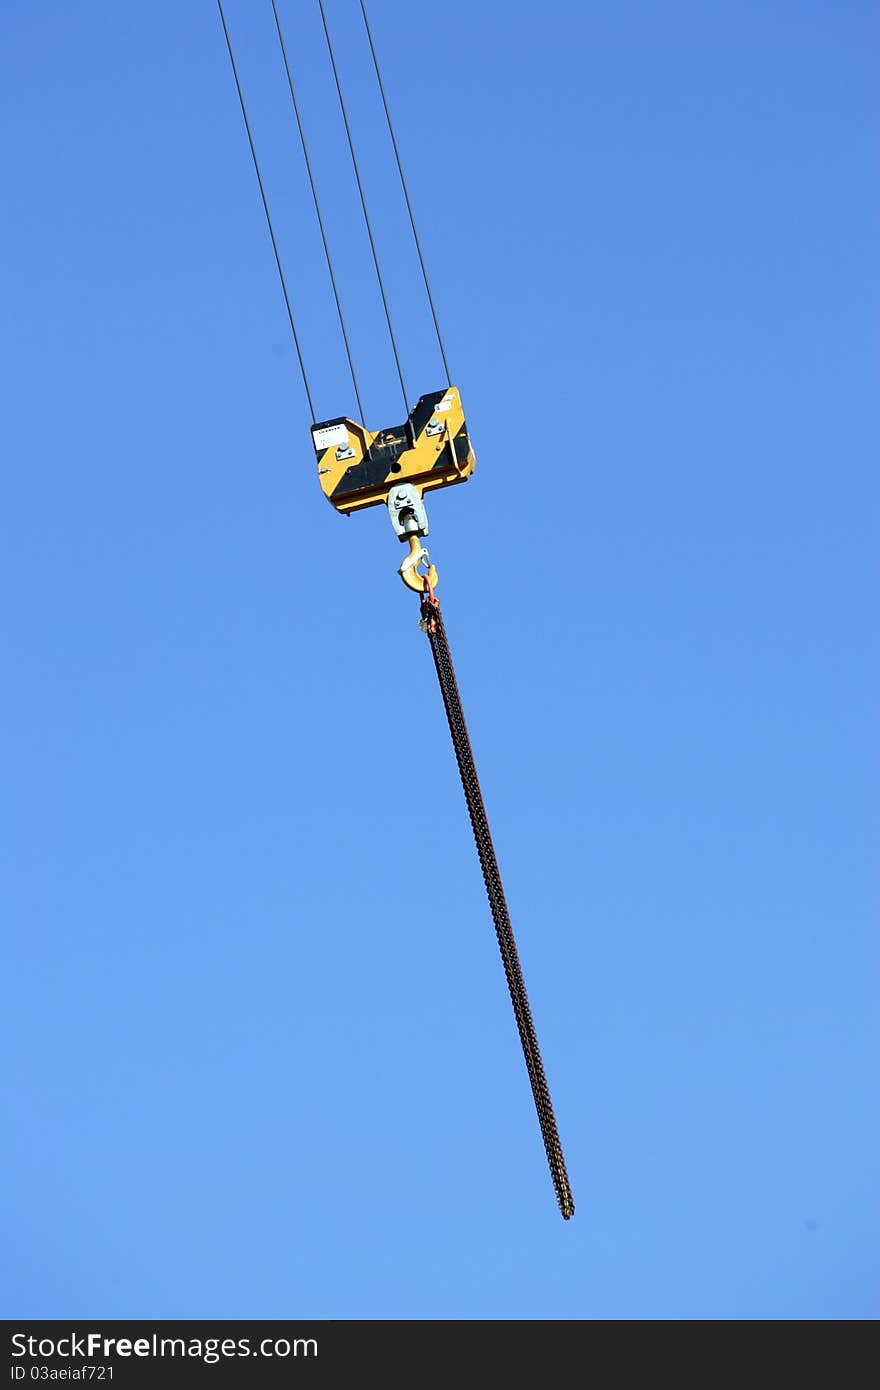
420;596;575;1219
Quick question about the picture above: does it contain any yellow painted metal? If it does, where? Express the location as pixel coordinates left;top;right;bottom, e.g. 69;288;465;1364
398;534;438;593
312;386;475;516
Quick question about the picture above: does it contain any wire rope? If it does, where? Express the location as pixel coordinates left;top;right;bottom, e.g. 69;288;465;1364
358;0;452;387
216;0;316;421
271;0;367;423
316;0;410;417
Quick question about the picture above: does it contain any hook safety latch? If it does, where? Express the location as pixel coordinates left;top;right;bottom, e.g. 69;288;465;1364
399;534;438;593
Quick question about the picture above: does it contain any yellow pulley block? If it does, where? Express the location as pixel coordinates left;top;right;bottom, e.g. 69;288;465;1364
311;386;475;516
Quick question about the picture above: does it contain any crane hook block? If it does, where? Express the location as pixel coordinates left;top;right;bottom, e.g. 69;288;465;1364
311;387;475;516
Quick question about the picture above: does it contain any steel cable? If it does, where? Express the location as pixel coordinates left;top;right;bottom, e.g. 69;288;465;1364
316;0;410;417
271;0;367;423
216;0;316;421
358;0;452;388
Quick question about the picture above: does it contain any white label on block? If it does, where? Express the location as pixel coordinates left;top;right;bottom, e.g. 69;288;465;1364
312;423;349;451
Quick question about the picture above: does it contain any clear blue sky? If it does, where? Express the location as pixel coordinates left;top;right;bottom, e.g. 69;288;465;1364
2;0;876;1320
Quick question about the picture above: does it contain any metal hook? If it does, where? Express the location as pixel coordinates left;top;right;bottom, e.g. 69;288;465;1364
398;533;438;593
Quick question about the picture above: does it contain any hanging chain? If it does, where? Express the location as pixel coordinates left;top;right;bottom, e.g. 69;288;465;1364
419;594;575;1220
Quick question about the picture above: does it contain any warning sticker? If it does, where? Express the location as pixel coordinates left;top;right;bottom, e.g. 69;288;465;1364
312;422;349;451
435;398;452;413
